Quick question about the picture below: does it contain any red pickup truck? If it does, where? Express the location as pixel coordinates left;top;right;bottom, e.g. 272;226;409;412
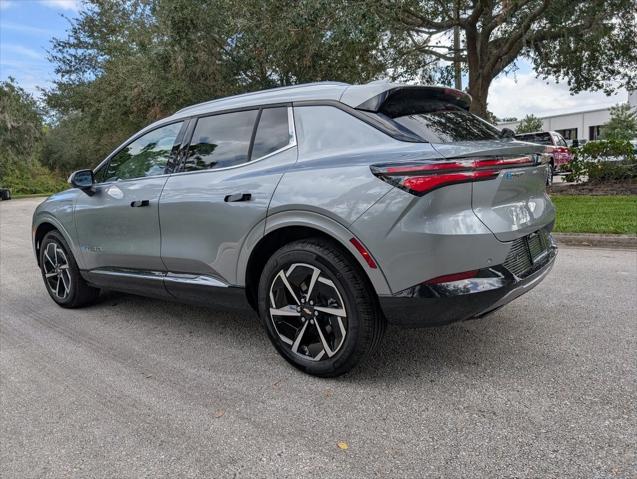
515;131;572;185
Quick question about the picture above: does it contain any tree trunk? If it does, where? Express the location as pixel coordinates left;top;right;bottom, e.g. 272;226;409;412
468;79;490;119
465;32;492;120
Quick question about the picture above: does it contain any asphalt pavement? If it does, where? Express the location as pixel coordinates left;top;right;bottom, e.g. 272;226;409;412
1;198;636;478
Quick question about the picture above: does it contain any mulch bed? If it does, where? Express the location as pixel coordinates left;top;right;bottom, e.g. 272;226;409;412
549;180;637;196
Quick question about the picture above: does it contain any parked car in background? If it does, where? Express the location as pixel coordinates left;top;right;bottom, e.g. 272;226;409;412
32;82;557;377
515;131;572;184
0;188;11;200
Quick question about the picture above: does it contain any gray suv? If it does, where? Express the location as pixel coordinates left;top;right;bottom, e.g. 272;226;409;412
33;82;557;376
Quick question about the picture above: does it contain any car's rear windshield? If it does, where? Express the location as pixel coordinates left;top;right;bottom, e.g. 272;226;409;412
515;133;552;145
368;101;502;143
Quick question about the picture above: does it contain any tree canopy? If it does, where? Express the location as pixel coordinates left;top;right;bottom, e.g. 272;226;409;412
0;79;64;193
601;103;637;141
515;114;544;134
23;0;637;178
384;0;637;117
43;0;395;171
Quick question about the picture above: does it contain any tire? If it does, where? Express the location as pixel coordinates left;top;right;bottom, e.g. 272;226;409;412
546;161;554;186
258;238;385;377
39;230;100;308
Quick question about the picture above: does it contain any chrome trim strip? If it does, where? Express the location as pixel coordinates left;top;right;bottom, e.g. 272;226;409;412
88;268;232;288
89;269;165;281
164;273;229;288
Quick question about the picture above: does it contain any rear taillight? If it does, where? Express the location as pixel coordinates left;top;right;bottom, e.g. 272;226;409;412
370;156;535;196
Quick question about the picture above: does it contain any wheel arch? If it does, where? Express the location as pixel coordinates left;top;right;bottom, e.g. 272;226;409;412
33;218;77;267
239;211;391;312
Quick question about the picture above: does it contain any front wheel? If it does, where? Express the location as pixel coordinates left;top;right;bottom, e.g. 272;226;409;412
39;230;100;308
258;238;385;377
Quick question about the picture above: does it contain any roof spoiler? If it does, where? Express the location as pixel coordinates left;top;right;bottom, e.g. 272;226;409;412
351;86;472;115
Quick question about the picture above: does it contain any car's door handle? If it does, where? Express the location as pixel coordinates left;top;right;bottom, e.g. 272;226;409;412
130;200;150;207
224;193;252;203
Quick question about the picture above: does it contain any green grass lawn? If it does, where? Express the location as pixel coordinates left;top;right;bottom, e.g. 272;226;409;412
551;195;637;234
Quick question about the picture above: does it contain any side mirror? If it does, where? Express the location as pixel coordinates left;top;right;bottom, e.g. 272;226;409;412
68;169;95;191
500;127;515;138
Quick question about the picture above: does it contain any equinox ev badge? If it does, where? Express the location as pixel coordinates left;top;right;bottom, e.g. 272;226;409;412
504;171;525;179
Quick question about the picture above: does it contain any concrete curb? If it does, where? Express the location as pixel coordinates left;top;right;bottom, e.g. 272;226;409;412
553;233;637;249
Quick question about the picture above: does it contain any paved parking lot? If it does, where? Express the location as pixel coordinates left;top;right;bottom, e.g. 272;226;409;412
1;198;636;478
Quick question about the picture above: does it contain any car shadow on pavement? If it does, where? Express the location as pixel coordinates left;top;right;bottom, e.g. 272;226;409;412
91;290;539;383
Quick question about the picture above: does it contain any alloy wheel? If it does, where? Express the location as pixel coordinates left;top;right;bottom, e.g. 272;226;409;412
43;242;71;300
268;263;347;361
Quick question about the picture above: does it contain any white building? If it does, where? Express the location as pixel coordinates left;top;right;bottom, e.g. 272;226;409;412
498;90;637;143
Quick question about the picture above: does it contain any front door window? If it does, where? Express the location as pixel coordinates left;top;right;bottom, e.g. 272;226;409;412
104;122;183;181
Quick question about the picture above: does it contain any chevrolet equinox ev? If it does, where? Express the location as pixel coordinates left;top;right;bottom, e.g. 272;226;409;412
33;82;557;376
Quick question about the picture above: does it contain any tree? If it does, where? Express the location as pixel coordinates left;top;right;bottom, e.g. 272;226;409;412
0;77;43;160
0;78;63;194
515;114;544;134
384;0;637;118
601;103;637;141
43;0;394;170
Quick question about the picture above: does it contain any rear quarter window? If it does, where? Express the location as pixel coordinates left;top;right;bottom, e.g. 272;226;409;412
294;106;394;156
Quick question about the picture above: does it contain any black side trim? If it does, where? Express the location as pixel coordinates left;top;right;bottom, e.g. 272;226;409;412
81;269;251;310
83;269;171;300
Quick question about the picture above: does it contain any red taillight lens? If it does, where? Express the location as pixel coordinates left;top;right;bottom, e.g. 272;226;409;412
402;170;498;193
371;156;535;196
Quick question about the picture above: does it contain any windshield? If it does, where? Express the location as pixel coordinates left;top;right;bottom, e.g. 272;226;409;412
371;103;502;143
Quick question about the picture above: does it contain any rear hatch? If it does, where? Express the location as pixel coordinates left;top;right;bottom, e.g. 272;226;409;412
431;140;553;241
355;86;555;242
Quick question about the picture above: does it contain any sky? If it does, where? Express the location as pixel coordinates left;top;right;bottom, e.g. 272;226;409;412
0;0;630;120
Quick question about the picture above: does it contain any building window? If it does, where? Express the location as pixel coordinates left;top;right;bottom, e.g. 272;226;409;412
589;125;606;141
556;128;577;140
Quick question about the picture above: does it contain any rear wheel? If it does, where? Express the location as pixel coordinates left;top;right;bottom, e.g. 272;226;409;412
39;230;100;308
258;238;385;377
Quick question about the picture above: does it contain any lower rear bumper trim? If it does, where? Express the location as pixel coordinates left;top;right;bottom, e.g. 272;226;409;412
379;245;557;328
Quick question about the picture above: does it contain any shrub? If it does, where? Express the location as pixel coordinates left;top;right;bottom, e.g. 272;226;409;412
565;139;636;183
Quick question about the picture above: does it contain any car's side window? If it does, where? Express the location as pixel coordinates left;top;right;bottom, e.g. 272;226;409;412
104;122;184;182
93;162;108;183
295;106;391;157
182;110;258;171
251;107;291;160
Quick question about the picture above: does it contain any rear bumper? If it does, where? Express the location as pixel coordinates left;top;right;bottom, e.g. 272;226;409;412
379;240;557;328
